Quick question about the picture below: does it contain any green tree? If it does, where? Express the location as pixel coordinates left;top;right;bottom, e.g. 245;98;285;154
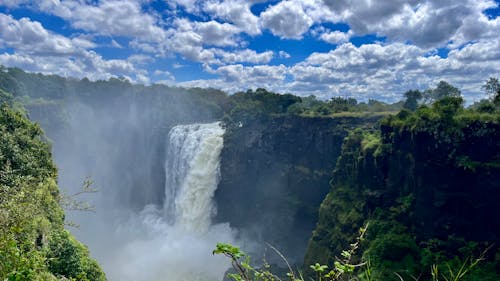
423;81;461;104
482;77;500;106
482;77;499;98
0;104;106;280
403;89;423;111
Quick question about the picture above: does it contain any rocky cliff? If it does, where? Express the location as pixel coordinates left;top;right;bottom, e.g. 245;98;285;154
304;104;500;280
215;115;380;262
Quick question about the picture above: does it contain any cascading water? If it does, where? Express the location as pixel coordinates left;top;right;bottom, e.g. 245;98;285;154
101;122;235;281
164;122;224;231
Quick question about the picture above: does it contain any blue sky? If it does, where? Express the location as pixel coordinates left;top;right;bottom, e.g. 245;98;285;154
0;0;499;102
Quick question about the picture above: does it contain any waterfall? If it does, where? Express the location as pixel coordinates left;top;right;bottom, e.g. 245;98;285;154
164;122;225;231
100;122;234;281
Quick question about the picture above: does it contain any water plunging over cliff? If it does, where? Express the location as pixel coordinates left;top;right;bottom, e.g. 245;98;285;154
102;122;234;281
164;122;225;231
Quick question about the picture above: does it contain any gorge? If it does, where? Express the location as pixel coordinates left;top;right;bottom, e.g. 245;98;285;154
0;68;498;281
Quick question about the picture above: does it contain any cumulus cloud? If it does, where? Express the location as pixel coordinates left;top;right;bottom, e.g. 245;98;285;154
0;13;84;56
212;49;274;64
321;0;500;49
0;13;148;83
288;38;500;101
291;42;424;96
193;20;241;47
203;0;261;35
69;1;166;40
180;63;288;93
0;0;499;101
319;30;352;44
18;0;167;40
260;0;314;39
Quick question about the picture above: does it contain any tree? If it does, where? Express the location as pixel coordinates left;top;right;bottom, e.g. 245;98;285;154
432;96;464;121
403;90;422;111
482;77;500;105
423;81;461;104
0;88;13;105
482;77;499;97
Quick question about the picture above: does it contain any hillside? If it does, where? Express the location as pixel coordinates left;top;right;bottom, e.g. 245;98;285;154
0;103;106;280
305;97;500;280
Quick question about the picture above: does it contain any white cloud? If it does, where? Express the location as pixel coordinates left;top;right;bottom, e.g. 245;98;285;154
168;0;200;13
181;64;288;93
0;52;35;68
0;0;30;8
321;0;500;49
161;18;243;63
0;13;149;83
1;0;499;101
0;13;83;55
128;54;154;65
288;39;500;101
448;38;500;63
219;64;288;87
3;0;168;42
65;1;165;40
290;42;426;98
319;30;352;44
212;49;274;64
193;20;240;47
260;0;314;39
153;69;175;82
279;51;291;58
203;0;261;35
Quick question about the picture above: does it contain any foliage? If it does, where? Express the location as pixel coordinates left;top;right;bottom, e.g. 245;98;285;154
47;230;106;281
306;83;499;280
482;77;500;100
287;96;402;118
223;88;302;128
214;225;368;281
215;226;490;281
423;81;461;104
213;243;287;281
403;90;423;111
0;103;106;280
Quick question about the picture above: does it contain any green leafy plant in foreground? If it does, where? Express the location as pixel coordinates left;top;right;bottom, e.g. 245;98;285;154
214;223;491;281
213;224;369;281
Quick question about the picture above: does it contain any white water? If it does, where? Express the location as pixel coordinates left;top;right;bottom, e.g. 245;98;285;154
164;123;225;231
100;122;235;281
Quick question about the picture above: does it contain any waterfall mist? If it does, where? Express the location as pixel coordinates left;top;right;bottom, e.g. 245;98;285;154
99;122;235;281
47;97;236;281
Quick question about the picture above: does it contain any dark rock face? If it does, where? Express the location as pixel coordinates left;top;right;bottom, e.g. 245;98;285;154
305;115;500;279
215;115;379;262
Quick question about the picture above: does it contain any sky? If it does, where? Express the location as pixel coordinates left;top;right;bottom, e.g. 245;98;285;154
0;0;499;102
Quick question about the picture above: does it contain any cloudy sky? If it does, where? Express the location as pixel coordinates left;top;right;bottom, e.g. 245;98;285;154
0;0;499;102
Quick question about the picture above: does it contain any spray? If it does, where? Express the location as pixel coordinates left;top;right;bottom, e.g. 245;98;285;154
72;122;235;281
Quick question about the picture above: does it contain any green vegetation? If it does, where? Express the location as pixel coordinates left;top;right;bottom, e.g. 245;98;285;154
0;104;105;280
305;81;500;281
1;66;499;280
215;229;489;281
223;89;402;129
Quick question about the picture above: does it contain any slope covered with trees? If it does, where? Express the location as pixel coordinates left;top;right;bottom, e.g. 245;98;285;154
305;93;500;280
0;103;106;280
